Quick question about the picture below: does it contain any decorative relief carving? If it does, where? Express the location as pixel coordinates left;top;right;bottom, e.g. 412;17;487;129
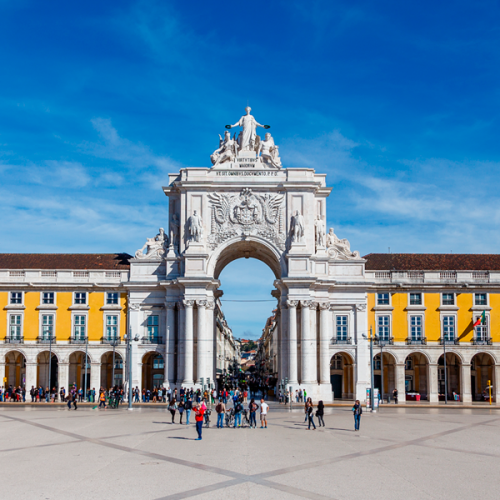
135;228;168;259
326;228;361;260
207;188;285;250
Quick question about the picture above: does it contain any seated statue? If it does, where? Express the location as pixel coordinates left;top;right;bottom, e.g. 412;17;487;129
211;131;238;166
135;228;168;259
326;228;360;260
258;132;282;168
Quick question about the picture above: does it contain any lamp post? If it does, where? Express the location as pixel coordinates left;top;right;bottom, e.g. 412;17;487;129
48;334;54;398
84;336;88;402
380;340;384;405
443;336;448;404
362;327;376;412
126;327;139;410
110;338;120;389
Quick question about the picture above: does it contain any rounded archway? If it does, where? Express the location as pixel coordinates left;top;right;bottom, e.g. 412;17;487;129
142;352;165;390
373;351;396;402
471;352;496;402
101;351;123;389
5;350;26;389
37;351;59;390
69;351;91;391
438;352;462;401
330;352;354;400
404;352;430;400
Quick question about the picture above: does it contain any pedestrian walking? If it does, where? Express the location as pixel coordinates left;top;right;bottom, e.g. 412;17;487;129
216;399;226;428
316;400;325;427
194;404;204;440
178;400;185;424
249;398;258;428
352;400;362;431
168;399;177;423
259;398;269;428
185;397;193;425
306;400;316;430
234;399;243;428
393;388;398;404
99;390;106;409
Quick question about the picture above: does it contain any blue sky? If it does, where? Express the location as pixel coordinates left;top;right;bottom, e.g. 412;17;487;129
1;1;500;338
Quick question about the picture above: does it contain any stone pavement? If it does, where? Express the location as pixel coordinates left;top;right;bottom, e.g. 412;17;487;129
1;403;499;500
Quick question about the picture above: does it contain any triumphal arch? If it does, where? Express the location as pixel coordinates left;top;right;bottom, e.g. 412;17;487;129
129;107;370;401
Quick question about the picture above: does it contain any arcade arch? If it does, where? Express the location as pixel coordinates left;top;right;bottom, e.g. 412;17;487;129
69;351;91;390
404;352;430;400
5;350;26;388
471;352;496;402
373;351;396;402
101;351;123;389
37;351;59;390
438;352;462;401
142;352;165;390
330;352;354;400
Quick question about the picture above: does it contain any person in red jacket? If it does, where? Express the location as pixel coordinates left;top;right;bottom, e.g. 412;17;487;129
194;404;205;441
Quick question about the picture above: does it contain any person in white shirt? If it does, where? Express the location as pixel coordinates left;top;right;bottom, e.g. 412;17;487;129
260;398;269;428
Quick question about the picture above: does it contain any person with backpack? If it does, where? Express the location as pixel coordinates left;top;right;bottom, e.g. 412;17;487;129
216;399;226;428
99;390;106;409
248;398;258;429
234;399;243;428
352;400;362;431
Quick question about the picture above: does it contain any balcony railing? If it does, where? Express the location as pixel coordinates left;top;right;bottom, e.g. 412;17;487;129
406;337;427;345
37;336;56;344
5;336;24;344
439;337;459;345
331;337;352;345
70;337;88;344
141;336;164;344
101;337;121;345
374;337;394;346
472;337;493;345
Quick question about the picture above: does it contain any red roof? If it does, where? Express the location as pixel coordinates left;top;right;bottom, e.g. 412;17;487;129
364;253;500;271
0;253;131;270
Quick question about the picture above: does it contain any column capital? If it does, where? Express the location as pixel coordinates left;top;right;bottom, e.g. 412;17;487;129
183;300;195;308
287;300;298;308
301;300;313;309
206;301;215;310
318;302;329;311
165;302;176;309
355;303;367;312
196;300;207;308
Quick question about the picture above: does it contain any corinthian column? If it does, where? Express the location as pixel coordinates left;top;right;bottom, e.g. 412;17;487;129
287;300;298;384
165;302;176;388
196;300;207;385
319;303;330;384
301;301;317;384
183;300;194;385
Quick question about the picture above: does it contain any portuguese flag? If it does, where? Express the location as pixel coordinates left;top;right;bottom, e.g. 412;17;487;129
473;311;486;328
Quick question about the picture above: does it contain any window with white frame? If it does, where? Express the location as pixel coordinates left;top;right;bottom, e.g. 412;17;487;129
10;292;22;304
377;293;390;305
336;315;348;340
106;292;119;305
106;315;118;339
409;293;422;305
74;315;86;339
474;315;488;340
442;316;455;340
474;293;487;306
74;292;87;304
10;315;22;339
377;316;390;340
147;315;159;341
153;355;164;369
442;293;454;306
42;292;55;305
410;316;423;340
41;314;54;339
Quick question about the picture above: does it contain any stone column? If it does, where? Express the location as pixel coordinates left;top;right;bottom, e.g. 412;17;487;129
25;362;37;392
58;363;69;392
287;300;298;384
90;362;101;391
301;301;317;384
128;302;143;390
165;302;176;388
176;301;185;385
319;303;330;384
428;363;439;402
0;362;5;390
196;300;207;385
396;363;406;403
461;363;472;403
183;300;194;385
206;301;215;385
494;364;500;404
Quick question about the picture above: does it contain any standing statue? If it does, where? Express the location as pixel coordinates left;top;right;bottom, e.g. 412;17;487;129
225;106;270;151
258;132;282;168
210;130;238;166
170;213;180;250
291;211;305;243
315;215;326;248
135;228;168;259
188;210;203;243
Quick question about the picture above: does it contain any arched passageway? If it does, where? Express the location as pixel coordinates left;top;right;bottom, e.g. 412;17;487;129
471;353;496;402
405;352;430;400
101;352;123;389
5;351;26;388
37;351;58;390
373;352;396;402
142;352;165;390
69;352;90;390
438;353;462;401
330;352;354;399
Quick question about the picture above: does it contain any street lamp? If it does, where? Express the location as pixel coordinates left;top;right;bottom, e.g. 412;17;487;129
47;334;55;399
125;328;139;410
443;335;448;405
362;327;377;412
110;338;120;389
84;336;89;402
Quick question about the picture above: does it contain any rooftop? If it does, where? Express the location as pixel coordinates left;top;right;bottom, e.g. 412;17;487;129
0;253;132;270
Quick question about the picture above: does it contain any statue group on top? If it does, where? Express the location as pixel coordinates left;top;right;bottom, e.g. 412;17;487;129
210;107;282;168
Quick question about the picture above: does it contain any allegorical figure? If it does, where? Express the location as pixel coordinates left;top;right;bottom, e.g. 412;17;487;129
291;211;305;243
258;132;282;168
170;213;180;250
135;228;167;259
188;210;203;243
210;130;238;166
315;215;326;248
326;227;361;259
226;106;269;151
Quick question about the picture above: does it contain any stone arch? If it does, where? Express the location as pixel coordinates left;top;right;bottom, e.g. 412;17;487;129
100;351;124;389
5;350;26;388
373;350;397;401
208;236;285;279
471;352;496;402
330;351;354;399
68;351;92;390
142;351;165;391
404;351;430;400
437;352;462;401
36;350;59;390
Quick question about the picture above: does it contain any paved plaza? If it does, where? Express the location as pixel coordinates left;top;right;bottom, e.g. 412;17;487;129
1;404;499;499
